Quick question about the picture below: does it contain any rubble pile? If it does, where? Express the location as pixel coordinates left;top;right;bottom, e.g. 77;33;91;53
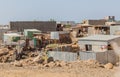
14;58;103;69
0;47;39;63
0;48;15;62
104;63;114;69
36;59;105;69
0;47;114;70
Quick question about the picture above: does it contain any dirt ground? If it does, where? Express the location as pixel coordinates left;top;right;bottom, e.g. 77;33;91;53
0;61;117;77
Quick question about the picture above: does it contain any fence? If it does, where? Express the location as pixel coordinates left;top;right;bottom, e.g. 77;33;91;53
79;50;118;64
48;51;77;62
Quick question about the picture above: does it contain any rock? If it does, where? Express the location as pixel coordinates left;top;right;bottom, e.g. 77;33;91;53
2;56;9;63
43;62;55;68
33;55;44;63
59;61;67;67
104;63;113;69
38;64;43;67
39;59;45;64
0;51;9;57
48;62;55;68
47;57;54;63
30;53;37;57
44;64;49;67
55;61;61;67
86;59;99;64
67;63;72;68
33;55;41;62
14;61;23;67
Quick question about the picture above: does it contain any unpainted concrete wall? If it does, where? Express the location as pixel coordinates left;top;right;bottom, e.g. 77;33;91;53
10;21;57;32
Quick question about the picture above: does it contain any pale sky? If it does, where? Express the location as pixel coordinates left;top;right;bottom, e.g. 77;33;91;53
0;0;120;24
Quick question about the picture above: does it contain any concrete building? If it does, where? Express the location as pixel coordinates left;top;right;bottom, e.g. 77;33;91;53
82;16;116;26
82;20;106;25
78;35;120;64
58;21;76;27
72;24;110;37
0;25;10;29
104;16;120;26
3;33;24;45
110;25;120;35
104;16;115;22
105;21;120;26
72;24;120;37
10;21;57;32
0;25;10;40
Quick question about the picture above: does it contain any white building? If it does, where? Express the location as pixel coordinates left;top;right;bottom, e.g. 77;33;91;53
78;35;120;64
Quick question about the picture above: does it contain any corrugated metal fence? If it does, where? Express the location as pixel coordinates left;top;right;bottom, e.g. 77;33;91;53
48;51;77;62
47;50;118;64
79;51;118;64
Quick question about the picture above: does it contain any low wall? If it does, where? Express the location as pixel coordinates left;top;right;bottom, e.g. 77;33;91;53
48;51;77;62
79;51;118;64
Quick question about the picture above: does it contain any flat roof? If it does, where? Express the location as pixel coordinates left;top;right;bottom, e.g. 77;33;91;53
24;29;41;31
78;35;120;42
4;33;22;37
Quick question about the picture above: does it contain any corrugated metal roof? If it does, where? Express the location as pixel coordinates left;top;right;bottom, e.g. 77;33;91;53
78;35;120;41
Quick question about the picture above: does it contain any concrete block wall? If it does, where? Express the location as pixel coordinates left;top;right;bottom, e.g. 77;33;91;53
10;21;57;32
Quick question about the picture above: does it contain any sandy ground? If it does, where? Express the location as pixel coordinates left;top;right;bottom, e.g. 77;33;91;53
0;62;116;77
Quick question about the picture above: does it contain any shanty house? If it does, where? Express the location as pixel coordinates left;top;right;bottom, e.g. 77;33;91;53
78;35;120;64
3;33;24;45
24;29;41;39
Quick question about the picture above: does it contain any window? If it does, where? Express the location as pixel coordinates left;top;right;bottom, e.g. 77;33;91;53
85;45;92;51
108;44;113;50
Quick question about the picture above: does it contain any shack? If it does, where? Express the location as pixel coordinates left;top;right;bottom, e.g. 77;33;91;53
72;25;110;37
24;29;41;39
32;33;50;49
50;31;72;44
78;35;120;64
3;33;23;45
